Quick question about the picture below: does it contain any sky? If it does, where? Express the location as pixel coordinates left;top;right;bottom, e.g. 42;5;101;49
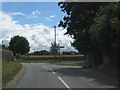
0;2;77;52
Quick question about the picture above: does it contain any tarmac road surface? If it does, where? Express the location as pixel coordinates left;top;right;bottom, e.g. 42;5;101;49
14;63;117;89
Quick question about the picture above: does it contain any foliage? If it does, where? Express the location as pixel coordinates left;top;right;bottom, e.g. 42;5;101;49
58;2;108;53
49;42;60;55
62;51;79;55
31;50;50;55
15;53;21;59
89;3;120;54
2;61;22;87
2;45;9;50
9;35;30;55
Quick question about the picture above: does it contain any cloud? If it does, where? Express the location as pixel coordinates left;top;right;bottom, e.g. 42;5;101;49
26;15;37;19
27;10;40;19
50;15;55;18
9;12;25;16
0;11;77;52
32;10;40;15
44;15;56;21
8;11;40;19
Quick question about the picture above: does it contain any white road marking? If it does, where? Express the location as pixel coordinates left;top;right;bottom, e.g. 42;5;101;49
43;66;48;68
49;69;56;74
52;71;56;74
58;77;72;90
43;66;56;74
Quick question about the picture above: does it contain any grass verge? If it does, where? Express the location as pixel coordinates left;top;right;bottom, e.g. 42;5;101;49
17;59;53;63
51;60;85;66
2;61;22;87
53;62;85;66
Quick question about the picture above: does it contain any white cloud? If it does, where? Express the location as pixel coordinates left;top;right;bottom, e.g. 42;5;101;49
27;10;40;19
44;15;56;21
26;15;37;19
50;15;55;18
32;10;40;15
0;11;77;52
9;12;25;16
44;17;51;21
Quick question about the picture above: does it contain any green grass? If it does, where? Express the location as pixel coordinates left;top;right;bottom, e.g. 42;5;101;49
53;63;84;66
2;61;22;87
17;59;54;63
17;59;85;64
51;60;85;66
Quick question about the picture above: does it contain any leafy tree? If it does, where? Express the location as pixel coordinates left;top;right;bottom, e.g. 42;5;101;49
32;50;50;55
9;35;30;55
62;51;72;55
58;2;108;54
49;42;60;55
39;50;50;55
2;45;9;50
58;2;119;67
62;51;78;55
89;3;119;62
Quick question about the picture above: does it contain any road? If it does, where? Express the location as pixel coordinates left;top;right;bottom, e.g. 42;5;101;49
14;63;117;89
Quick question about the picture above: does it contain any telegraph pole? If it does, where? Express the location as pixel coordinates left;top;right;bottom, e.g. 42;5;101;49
52;26;57;62
53;26;56;45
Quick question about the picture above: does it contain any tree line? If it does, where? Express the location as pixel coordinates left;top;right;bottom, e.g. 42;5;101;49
1;35;79;57
30;50;79;55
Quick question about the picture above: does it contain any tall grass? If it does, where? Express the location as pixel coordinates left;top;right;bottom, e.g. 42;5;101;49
2;61;22;87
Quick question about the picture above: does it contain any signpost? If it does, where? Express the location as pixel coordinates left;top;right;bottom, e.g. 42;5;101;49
59;46;64;63
52;25;64;63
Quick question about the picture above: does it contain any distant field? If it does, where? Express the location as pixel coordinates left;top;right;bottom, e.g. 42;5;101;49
22;54;85;58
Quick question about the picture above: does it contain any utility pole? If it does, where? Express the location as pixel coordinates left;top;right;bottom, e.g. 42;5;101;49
2;40;3;46
53;26;56;45
52;26;57;62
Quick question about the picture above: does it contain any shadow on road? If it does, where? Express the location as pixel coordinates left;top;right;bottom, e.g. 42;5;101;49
52;67;118;88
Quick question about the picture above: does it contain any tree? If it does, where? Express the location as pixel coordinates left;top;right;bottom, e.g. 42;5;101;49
31;50;50;55
49;42;60;55
58;2;119;67
89;3;119;63
2;45;9;50
9;35;30;55
58;2;108;54
39;50;50;55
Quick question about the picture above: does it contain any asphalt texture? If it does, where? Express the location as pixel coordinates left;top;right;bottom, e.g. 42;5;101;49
13;63;117;89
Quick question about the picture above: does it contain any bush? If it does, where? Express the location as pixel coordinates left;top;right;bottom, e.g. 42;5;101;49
15;53;21;59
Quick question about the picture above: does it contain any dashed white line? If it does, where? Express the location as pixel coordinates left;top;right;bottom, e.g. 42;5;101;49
52;71;56;74
43;65;71;90
58;77;72;90
43;66;48;68
49;69;56;74
43;66;56;74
